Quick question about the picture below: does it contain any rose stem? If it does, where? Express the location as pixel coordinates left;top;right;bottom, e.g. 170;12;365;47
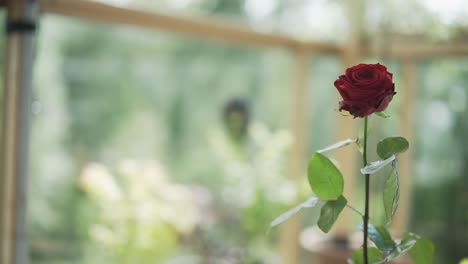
363;116;370;264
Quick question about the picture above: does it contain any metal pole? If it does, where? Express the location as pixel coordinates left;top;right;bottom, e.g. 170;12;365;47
0;0;37;263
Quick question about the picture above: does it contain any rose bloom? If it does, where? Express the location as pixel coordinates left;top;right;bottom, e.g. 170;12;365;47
334;63;396;118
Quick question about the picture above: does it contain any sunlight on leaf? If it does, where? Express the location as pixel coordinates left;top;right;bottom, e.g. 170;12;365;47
269;196;322;229
317;138;355;154
360;155;395;174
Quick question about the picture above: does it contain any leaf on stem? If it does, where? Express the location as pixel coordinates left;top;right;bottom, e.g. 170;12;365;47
269;196;323;229
383;161;400;224
375;112;390;118
360;155;395;175
377;137;409;159
404;233;435;264
385;238;417;262
317;138;356;154
349;247;383;264
409;239;434;264
317;195;347;233
358;224;396;252
308;153;344;200
384;232;432;263
356;123;373;154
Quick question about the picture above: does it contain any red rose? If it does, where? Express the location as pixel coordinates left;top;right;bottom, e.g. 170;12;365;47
334;63;396;118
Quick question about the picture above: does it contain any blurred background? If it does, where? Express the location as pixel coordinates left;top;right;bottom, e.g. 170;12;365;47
1;0;468;263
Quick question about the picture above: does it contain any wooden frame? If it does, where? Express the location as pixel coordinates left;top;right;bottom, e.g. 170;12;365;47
39;0;468;58
39;0;340;53
2;1;468;264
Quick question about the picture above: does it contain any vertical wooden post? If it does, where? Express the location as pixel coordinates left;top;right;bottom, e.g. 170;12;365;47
392;59;417;236
0;1;37;263
279;48;309;264
333;0;365;237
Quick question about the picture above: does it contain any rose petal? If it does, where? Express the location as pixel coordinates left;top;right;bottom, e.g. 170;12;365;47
334;63;395;118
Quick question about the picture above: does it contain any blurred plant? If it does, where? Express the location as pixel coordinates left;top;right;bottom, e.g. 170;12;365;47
214;99;296;209
271;63;434;264
209;98;296;262
80;160;210;263
213;121;296;206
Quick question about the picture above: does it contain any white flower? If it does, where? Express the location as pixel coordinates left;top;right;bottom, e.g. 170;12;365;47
80;163;121;202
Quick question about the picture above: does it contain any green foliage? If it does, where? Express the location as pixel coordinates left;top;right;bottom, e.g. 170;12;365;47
307;153;344;200
377;136;409;159
385;238;417;262
317;138;355;154
401;233;434;264
360;155;395;174
61;28;141;155
409;238;434;264
385;234;419;261
383;162;400;224
356;122;373;154
375;112;390;118
269;197;322;229
317;195;347;233
350;247;383;264
359;224;396;252
272;94;432;264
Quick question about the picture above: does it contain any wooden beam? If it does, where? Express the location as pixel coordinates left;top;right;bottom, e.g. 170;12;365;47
279;48;309;264
39;0;341;53
39;1;468;58
391;59;417;236
363;41;468;58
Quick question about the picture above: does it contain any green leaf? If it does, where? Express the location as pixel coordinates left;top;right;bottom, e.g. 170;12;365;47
383;161;400;224
358;224;396;252
375;112;390;118
377;137;409;159
317;138;355;154
350;247;383;264
357;124;373;154
360;155;395;175
403;233;434;264
269;197;322;229
385;237;417;262
308;153;344;200
409;239;434;264
317;195;347;233
356;138;364;154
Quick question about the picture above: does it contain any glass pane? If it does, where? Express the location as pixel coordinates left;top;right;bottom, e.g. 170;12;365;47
411;59;468;263
30;15;295;264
